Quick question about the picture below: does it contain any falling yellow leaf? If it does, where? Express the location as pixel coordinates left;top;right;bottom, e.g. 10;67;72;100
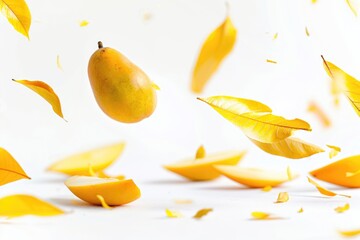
310;155;360;187
346;0;358;16
0;194;64;218
165;209;182;218
322;55;360;115
13;79;64;119
262;185;272;192
48;142;125;176
198;96;311;143
298;207;303;213
326;144;341;159
274;192;289;203
273;32;278;40
339;229;360;237
0;147;30;186
174;199;193;204
307;101;331;127
191;15;237;93
266;59;277;64
96;195;112;209
0;0;31;38
251;211;270;220
305;27;310;36
195;145;206;159
193;208;213;219
287;166;293;180
335;203;350;213
250;137;324;159
79;20;89;27
307;177;350;198
56;55;63;71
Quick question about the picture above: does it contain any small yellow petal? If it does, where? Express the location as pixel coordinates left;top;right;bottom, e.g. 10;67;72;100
165;209;182;218
262;185;272;192
335;203;350;213
274;192;289;203
251;211;270;220
79;20;89;27
193;208;213;219
339;229;360;237
298;208;303;213
195;145;206;159
307;177;351;198
266;59;277;64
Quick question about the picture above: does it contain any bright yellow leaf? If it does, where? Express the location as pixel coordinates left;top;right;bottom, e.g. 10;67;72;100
335;203;350;213
0;194;64;218
307;101;331;127
195;145;206;159
191;15;237;93
346;0;358;16
310;155;360;187
339;229;360;237
79;20;89;27
298;207;303;213
165;209;182;218
96;195;112;209
250;137;324;159
48;142;125;176
251;211;270;220
262;185;272;192
305;27;310;36
326;144;341;159
193;208;213;219
273;32;278;40
274;192;289;203
13;79;64;119
0;0;31;38
307;177;350;198
0;147;30;186
266;59;277;64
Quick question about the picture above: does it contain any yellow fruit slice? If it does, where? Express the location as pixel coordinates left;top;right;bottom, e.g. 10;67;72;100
163;150;246;181
65;176;140;206
310;155;360;188
48;142;125;176
214;166;295;188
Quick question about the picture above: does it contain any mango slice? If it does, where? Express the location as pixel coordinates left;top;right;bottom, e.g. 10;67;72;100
214;165;295;187
310;155;360;188
163;150;246;181
65;176;140;206
48;142;125;176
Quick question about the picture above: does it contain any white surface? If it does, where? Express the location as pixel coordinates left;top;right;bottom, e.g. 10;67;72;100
0;0;359;239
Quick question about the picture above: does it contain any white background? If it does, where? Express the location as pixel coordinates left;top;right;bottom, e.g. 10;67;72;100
0;0;360;239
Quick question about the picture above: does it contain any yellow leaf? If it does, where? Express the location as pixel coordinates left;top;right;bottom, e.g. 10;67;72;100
191;15;237;93
335;203;350;213
287;166;292;180
339;229;360;237
322;56;360;115
298;207;303;213
48;142;125;176
151;82;160;91
250;137;324;159
193;208;213;219
251;211;270;220
273;32;278;40
310;155;360;187
0;0;31;38
262;185;272;192
305;27;310;36
307;101;331;127
13;79;64;119
0;147;30;186
307;177;350;198
195;145;206;159
56;55;63;71
266;59;277;64
0;194;64;218
165;209;182;218
198;96;311;143
174;199;193;204
346;0;358;16
274;192;289;203
96;195;112;209
79;20;89;27
326;144;341;159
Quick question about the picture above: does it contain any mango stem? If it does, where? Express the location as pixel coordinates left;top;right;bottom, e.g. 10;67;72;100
98;41;103;49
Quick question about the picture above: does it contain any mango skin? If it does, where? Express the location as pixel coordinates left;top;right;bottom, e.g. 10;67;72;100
88;44;157;123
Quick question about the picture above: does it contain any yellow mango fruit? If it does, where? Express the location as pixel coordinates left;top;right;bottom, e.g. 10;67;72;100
163;150;246;181
88;41;157;123
214;166;296;188
65;176;141;206
310;155;360;187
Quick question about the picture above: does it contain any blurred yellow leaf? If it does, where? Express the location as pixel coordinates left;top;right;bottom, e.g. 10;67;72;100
326;144;341;159
346;0;358;16
165;209;182;218
198;96;311;143
307;101;331;127
339;229;360;237
191;15;237;93
305;27;310;36
96;195;112;209
266;59;277;64
251;211;270;220
335;203;350;213
174;199;193;204
13;79;64;119
307;177;350;198
195;145;206;159
0;147;30;186
56;55;63;71
274;192;289;203
273;32;278;40
48;142;125;176
79;20;89;27
262;185;272;192
193;208;213;219
322;56;360;115
298;207;303;213
250;137;324;159
0;194;64;218
0;0;31;38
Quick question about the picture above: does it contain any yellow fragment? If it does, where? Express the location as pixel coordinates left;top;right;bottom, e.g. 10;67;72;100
193;208;213;219
165;209;182;218
274;192;289;203
335;203;349;213
96;195;112;209
262;185;272;192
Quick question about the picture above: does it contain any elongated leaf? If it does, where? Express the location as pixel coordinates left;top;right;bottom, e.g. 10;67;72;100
193;208;213;219
199;96;311;143
0;147;30;186
346;0;359;16
191;16;237;93
250;137;324;159
322;56;360;116
274;192;289;203
307;177;350;198
307;101;331;127
13;79;64;119
339;229;360;237
0;0;31;38
0;194;64;218
326;144;341;159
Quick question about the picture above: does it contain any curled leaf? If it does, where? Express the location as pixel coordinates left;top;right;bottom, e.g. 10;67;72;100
193;208;213;219
335;203;350;213
0;147;30;186
326;144;341;159
0;0;31;38
307;177;350;198
250;137;324;159
274;192;289;203
96;195;112;209
339;229;360;237
195;145;206;159
165;209;182;218
191;15;237;93
307;101;331;127
198;96;311;143
13;79;64;119
0;194;64;218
